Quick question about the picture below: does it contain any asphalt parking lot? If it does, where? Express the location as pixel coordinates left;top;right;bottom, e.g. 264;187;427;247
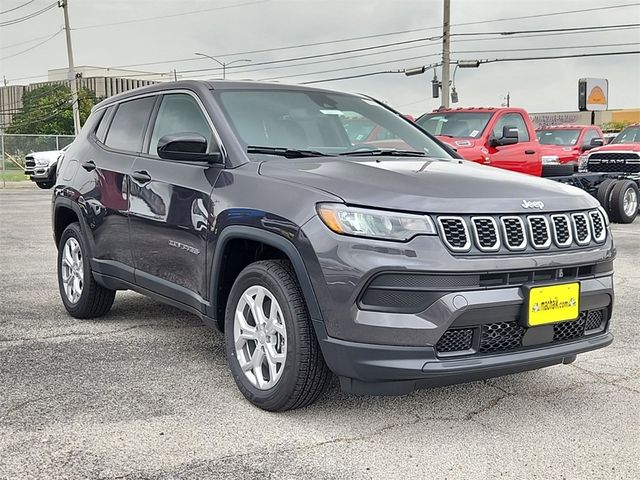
1;186;639;479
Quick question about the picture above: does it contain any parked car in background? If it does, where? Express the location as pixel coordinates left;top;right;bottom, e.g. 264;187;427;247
536;125;604;171
416;107;546;177
574;123;640;223
603;132;619;144
24;144;70;189
53;81;614;411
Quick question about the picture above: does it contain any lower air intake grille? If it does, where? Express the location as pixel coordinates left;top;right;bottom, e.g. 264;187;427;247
585;310;605;331
435;329;474;353
553;314;586;341
479;322;526;353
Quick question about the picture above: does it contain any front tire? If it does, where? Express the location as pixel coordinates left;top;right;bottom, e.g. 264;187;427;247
57;222;115;318
225;260;331;411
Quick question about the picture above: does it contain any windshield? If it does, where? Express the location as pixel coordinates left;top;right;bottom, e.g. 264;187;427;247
536;129;581;146
416;112;493;138
611;126;640;144
213;89;451;158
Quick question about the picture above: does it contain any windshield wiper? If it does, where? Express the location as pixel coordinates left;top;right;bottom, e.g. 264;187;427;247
338;148;428;157
247;145;330;158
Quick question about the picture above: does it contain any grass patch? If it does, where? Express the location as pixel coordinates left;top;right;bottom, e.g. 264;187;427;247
0;170;29;182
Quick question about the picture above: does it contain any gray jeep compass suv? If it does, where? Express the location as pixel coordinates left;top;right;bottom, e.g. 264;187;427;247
53;81;614;411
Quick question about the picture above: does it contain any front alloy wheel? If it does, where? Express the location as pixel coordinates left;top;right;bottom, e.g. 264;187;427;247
225;260;331;411
234;285;287;389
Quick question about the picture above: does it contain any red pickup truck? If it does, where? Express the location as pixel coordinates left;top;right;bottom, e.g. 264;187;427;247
416;107;544;176
536;125;605;169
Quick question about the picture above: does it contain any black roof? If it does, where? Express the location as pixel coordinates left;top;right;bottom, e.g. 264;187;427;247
94;79;359;109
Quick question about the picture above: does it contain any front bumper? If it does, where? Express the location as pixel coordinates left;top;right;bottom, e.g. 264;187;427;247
315;317;612;394
24;165;53;180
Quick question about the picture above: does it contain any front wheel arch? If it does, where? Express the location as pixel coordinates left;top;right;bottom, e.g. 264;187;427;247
210;226;323;331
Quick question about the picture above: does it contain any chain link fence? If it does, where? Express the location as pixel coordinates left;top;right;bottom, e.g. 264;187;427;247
1;134;75;185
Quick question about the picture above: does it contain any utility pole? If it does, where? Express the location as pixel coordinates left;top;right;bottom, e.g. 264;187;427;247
503;92;510;107
59;0;80;135
441;0;451;108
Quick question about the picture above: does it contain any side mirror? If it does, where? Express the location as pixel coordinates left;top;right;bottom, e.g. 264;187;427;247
590;137;604;147
157;133;221;163
490;125;519;147
581;137;604;151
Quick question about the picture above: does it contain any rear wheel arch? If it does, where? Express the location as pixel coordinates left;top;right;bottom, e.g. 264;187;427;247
54;204;80;247
211;226;322;331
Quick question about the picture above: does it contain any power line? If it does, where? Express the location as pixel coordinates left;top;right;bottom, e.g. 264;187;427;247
0;28;63;61
0;1;57;27
451;22;640;37
1;30;63;49
0;0;37;15
106;3;640;70
474;49;640;64
297;50;640;85
73;0;266;30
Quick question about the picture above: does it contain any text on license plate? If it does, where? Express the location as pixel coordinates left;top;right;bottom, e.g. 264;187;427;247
527;283;580;326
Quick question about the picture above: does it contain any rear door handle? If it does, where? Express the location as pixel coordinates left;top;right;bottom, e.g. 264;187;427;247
131;170;152;183
525;150;536;155
81;160;96;171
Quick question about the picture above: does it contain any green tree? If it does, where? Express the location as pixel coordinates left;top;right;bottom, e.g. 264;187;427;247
6;84;97;135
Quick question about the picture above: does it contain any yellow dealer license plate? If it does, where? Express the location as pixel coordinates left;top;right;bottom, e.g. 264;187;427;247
527;283;580;326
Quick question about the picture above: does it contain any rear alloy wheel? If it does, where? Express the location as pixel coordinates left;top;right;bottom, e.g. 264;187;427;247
225;260;331;411
609;180;639;224
57;222;116;318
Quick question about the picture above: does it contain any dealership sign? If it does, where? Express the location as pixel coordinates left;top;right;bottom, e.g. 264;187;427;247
578;78;608;111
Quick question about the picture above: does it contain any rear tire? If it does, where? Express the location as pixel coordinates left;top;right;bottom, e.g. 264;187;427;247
225;259;331;411
596;179;617;215
609;180;639;224
57;222;115;318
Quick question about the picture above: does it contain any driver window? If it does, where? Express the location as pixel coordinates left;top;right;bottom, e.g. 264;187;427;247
492;113;529;141
149;94;215;157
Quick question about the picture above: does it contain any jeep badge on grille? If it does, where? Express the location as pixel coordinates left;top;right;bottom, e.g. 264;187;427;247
521;200;545;209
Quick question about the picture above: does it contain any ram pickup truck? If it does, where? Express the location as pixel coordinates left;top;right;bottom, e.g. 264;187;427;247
416;107;544;176
536;125;604;169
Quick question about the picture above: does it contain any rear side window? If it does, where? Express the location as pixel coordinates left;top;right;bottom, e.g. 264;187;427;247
94;106;114;143
148;93;215;156
105;97;155;152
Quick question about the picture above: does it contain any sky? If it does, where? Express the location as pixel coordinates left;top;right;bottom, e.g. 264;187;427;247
1;0;639;116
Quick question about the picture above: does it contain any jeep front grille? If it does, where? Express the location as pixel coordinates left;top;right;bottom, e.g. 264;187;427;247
527;215;551;249
501;216;527;250
551;214;572;247
437;209;605;254
471;217;500;251
437;217;470;252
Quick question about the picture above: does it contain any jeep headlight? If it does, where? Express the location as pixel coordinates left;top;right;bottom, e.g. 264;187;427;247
541;155;559;165
317;203;436;241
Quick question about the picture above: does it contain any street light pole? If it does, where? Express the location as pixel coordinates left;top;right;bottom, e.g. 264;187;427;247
194;53;252;79
59;0;81;135
441;0;451;108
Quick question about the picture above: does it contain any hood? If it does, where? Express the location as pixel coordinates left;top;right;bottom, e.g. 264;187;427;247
589;143;640;153
259;156;597;214
26;150;64;161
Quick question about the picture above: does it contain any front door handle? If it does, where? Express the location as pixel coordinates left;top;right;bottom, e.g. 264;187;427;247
525;150;536;155
81;160;96;171
131;170;151;183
